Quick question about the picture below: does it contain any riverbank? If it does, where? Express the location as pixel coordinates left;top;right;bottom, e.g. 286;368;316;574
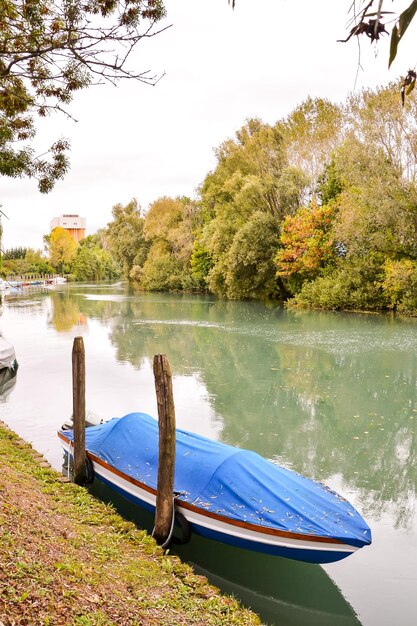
0;421;260;626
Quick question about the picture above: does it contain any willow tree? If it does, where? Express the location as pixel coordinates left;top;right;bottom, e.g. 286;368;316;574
106;199;146;278
196;118;307;298
347;84;417;181
139;196;200;290
279;98;343;192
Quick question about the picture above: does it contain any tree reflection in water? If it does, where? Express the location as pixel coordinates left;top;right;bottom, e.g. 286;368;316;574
48;287;417;530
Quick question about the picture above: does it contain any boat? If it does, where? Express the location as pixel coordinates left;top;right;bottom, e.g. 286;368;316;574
0;332;18;372
58;412;372;564
44;276;67;288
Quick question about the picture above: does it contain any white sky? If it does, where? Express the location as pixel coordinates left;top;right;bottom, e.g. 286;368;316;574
1;0;417;250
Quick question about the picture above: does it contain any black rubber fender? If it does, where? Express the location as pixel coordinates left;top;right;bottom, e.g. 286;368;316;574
84;456;95;485
171;509;192;545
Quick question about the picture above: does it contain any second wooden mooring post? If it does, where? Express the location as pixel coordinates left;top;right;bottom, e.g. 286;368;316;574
153;354;176;546
72;336;86;485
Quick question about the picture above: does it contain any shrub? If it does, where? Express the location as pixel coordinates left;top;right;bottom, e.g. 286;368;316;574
289;256;386;311
381;259;417;315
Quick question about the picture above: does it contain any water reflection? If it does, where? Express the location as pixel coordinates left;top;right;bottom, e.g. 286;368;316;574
89;479;362;626
3;284;417;625
0;367;18;402
55;289;417;530
182;544;362;626
48;291;88;332
9;286;417;528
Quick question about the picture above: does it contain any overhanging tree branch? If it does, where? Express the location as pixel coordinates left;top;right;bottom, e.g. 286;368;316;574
0;0;169;191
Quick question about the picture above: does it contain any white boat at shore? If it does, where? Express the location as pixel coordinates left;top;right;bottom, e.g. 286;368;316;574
44;276;68;287
0;332;18;372
0;276;67;290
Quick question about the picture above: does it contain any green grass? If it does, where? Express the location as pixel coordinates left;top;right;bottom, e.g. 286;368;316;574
0;422;261;626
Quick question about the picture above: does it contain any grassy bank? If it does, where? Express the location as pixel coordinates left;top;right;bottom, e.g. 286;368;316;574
0;422;261;626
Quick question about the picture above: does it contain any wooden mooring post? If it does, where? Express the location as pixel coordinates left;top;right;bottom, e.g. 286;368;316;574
72;336;86;485
153;354;176;547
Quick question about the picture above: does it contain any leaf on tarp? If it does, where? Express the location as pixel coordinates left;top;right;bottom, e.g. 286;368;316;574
389;0;417;67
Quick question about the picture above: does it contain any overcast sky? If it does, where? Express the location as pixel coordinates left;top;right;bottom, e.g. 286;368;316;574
2;0;416;250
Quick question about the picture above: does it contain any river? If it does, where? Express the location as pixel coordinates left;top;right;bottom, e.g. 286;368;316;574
1;282;415;626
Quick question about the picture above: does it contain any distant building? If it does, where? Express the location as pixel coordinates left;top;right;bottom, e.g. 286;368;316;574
50;214;86;243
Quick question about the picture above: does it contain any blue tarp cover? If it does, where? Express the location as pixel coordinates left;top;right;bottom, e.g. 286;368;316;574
62;412;371;547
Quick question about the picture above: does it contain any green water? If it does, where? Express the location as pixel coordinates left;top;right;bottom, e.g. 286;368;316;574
1;283;416;625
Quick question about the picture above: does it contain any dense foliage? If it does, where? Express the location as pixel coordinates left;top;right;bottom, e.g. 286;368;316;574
2;230;120;280
72;234;120;281
102;84;417;314
1;247;54;276
8;83;417;313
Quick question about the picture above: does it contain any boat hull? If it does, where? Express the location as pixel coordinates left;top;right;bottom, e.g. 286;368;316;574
59;436;360;564
0;333;18;372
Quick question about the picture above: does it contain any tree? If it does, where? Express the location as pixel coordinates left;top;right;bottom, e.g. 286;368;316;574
190;239;213;289
24;248;54;274
47;226;78;272
279;98;343;193
347;84;417;181
198;118;307;297
331;137;417;259
275;201;337;291
3;247;28;260
139;196;201;290
140;240;183;291
143;196;183;240
106;199;146;277
0;1;167;190
224;211;281;299
381;259;417;313
287;134;417;312
1;247;53;275
73;239;120;281
208;118;289;219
